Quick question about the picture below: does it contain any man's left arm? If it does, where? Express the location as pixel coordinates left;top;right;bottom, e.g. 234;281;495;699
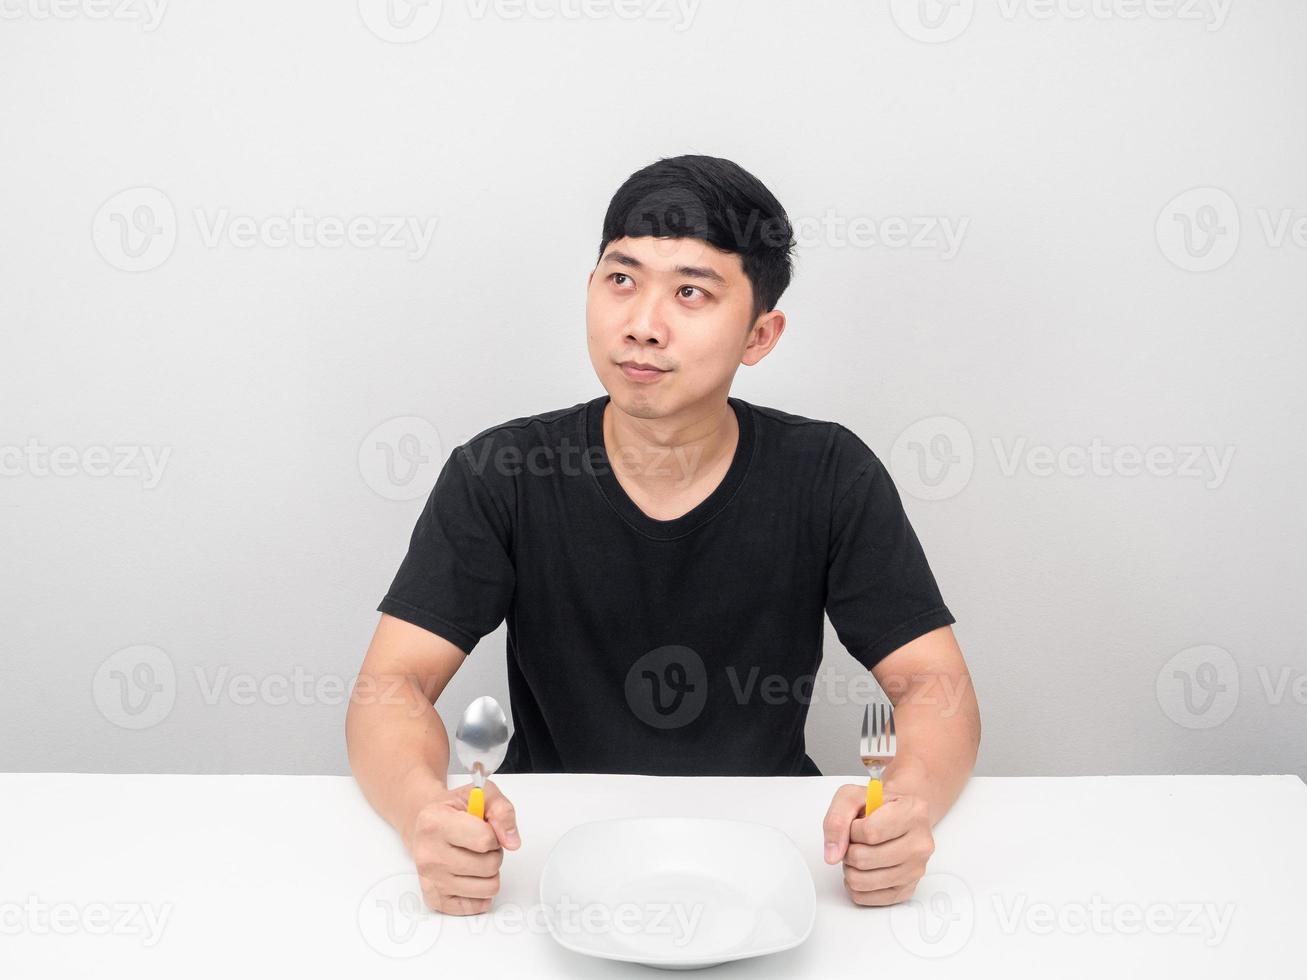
822;624;981;906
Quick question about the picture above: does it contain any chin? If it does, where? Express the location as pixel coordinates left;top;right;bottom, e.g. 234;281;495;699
608;383;668;417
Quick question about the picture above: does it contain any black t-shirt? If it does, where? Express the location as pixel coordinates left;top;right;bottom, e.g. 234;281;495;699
377;394;955;776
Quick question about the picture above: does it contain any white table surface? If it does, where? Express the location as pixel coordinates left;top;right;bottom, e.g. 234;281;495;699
2;772;1304;978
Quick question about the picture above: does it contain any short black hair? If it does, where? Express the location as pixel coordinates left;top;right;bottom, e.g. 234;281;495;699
596;154;796;325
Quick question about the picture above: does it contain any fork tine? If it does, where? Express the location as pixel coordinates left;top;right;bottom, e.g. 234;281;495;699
860;703;870;756
887;702;895;751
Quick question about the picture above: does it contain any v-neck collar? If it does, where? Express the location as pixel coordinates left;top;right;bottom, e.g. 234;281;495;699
582;393;756;540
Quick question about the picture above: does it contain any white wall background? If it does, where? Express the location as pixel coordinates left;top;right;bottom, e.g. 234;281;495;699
2;0;1303;780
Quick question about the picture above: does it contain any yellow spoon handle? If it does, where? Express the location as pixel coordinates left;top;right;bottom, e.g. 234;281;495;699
865;777;883;816
467;786;485;820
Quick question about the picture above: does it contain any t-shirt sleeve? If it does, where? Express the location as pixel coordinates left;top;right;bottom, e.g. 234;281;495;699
826;445;955;671
376;445;516;655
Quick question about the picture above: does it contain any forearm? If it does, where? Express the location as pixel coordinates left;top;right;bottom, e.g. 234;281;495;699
345;673;451;847
880;685;981;827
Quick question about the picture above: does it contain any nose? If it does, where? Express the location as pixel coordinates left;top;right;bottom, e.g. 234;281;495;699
624;289;667;349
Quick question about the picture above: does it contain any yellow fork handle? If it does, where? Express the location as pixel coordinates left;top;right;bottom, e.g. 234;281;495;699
865;777;883;816
467;786;486;820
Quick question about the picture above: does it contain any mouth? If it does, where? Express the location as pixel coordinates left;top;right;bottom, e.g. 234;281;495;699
618;361;670;383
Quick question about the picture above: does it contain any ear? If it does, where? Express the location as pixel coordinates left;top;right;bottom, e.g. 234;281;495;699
742;309;786;366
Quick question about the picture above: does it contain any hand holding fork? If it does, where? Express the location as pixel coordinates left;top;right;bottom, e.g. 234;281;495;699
861;701;896;816
823;699;934;907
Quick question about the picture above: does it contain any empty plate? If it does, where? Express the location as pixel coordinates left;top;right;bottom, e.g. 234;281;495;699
539;816;815;970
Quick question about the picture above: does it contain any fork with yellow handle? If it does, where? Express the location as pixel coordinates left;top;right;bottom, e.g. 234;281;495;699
860;701;896;816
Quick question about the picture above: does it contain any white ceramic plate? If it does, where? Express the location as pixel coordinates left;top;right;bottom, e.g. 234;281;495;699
539;816;815;970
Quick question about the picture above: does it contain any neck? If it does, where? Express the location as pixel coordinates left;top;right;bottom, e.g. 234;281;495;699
603;395;738;493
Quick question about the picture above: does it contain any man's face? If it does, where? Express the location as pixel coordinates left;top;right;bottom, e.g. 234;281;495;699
586;235;762;418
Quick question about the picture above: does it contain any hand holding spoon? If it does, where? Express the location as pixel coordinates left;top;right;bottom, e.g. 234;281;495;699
454;696;509;820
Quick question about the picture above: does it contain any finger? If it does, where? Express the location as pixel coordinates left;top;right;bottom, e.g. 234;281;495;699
850;798;912;846
845;880;917;908
431;844;503;879
445;873;500;900
443;812;502;853
821;784;866;864
843;862;913;894
433;894;493;916
843;837;916;871
481;780;521;850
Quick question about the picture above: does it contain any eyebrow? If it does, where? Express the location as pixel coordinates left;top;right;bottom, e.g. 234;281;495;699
600;249;729;287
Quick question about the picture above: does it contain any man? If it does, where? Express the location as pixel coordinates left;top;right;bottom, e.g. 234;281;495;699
345;154;981;916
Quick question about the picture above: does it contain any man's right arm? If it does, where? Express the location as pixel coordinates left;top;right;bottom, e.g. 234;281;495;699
346;612;520;915
345;612;463;847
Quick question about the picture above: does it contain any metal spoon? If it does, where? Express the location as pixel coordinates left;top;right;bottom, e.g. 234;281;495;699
454;695;509;820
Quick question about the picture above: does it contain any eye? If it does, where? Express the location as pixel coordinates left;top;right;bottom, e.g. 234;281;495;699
679;285;708;301
608;272;633;287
